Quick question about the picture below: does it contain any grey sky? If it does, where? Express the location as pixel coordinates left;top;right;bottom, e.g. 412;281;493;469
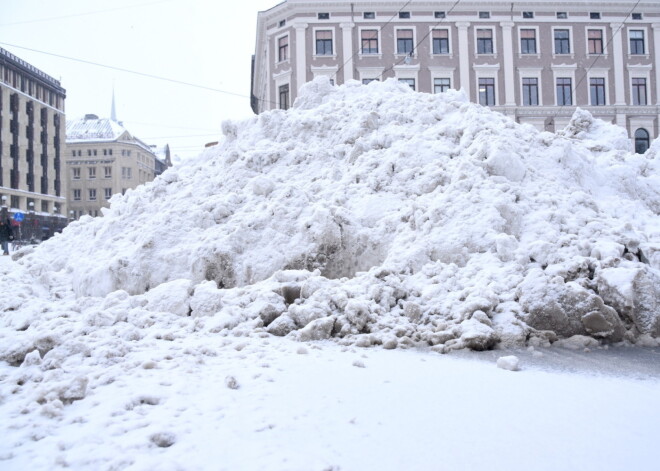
1;0;277;159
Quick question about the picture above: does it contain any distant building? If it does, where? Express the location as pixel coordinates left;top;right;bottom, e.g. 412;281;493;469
252;0;660;152
0;46;68;238
65;115;169;218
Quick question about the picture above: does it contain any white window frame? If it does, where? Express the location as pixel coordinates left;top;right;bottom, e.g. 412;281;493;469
276;33;290;63
358;66;384;83
518;68;543;106
627;64;652;106
517;26;540;58
587;69;610;106
552;26;574;58
585;26;608;57
474;64;500;106
311;65;338;85
627;27;648;57
429;26;452;57
394;26;417;58
393;63;420;89
358;27;382;58
273;69;292;110
474;27;497;57
313;27;336;59
429;66;456;94
551;64;577;106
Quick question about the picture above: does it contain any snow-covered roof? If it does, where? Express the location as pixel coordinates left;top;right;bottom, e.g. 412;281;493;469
66;115;129;142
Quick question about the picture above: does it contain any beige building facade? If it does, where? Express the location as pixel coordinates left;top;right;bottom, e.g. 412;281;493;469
0;47;68;233
252;0;660;152
66;115;166;218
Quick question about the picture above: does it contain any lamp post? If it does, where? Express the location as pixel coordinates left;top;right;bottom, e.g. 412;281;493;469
28;201;35;242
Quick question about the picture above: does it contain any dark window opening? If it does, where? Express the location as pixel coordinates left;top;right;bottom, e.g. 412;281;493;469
478;78;495;106
399;12;410;19
479;12;490;19
432;29;449;54
556;78;572;105
557;12;567;19
554;29;570;54
522;12;534;19
477;29;493;54
435;12;446;19
635;128;650;154
318;13;329;20
590;78;606;105
279;84;289;110
363;12;375;19
590;12;601;19
522;78;539;106
520;29;536;54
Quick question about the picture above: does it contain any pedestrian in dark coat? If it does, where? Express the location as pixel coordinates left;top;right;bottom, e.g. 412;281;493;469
0;218;14;255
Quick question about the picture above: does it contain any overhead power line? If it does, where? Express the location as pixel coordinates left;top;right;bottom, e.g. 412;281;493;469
0;41;254;101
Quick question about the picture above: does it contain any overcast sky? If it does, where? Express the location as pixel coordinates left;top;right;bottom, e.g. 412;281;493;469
1;0;278;160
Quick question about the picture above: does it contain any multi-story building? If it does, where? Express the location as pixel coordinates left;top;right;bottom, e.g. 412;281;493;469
252;0;660;153
0;47;68;238
65;115;169;218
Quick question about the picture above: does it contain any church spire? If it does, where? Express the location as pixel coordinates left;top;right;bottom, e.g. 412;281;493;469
111;87;117;122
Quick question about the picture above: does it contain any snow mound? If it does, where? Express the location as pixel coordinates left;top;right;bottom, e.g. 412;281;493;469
3;77;660;360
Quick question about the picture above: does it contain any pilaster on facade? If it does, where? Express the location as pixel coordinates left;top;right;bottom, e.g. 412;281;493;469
653;24;660;105
456;22;471;99
294;23;308;95
610;23;626;106
340;23;355;84
500;21;516;106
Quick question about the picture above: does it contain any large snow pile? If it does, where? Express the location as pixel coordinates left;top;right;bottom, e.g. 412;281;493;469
3;77;660;364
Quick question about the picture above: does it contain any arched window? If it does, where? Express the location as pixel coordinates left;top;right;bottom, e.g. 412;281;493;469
634;128;650;154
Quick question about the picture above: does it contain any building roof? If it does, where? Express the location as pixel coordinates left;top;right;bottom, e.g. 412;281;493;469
66;114;129;142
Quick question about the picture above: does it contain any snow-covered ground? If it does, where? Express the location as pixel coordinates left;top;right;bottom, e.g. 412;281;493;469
2;78;660;469
1;249;658;470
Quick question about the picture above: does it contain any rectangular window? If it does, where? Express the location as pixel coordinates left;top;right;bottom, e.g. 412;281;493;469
630;30;645;54
105;188;112;200
632;78;647;105
361;30;379;54
89;189;96;201
522;78;539;106
73;168;81;179
363;12;375;19
73;189;81;201
315;30;333;55
434;11;446;19
398;78;415;91
104;166;112;178
279;84;289;110
554;29;570;54
477;29;493;54
108;149;112;155
397;29;414;54
399;12;410;19
279;19;286;28
122;167;132;179
522;11;534;19
434;78;451;94
318;13;329;20
278;35;288;62
556;12;567;19
479;12;490;19
556;78;572;105
590;78;606;105
432;29;449;54
588;30;604;54
88;167;96;179
520;29;536;54
478;78;495;106
590;12;601;20
632;13;642;20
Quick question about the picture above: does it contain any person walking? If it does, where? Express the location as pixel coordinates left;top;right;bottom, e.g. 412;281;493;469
0;218;14;255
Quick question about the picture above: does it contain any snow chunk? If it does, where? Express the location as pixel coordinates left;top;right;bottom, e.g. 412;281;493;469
496;355;520;371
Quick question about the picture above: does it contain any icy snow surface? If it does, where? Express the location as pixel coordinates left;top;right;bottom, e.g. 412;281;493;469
1;77;660;469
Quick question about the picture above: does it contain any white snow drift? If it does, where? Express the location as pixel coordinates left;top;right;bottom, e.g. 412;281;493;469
2;77;660;365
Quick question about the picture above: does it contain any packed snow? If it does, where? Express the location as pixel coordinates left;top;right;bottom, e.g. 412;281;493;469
1;77;660;469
